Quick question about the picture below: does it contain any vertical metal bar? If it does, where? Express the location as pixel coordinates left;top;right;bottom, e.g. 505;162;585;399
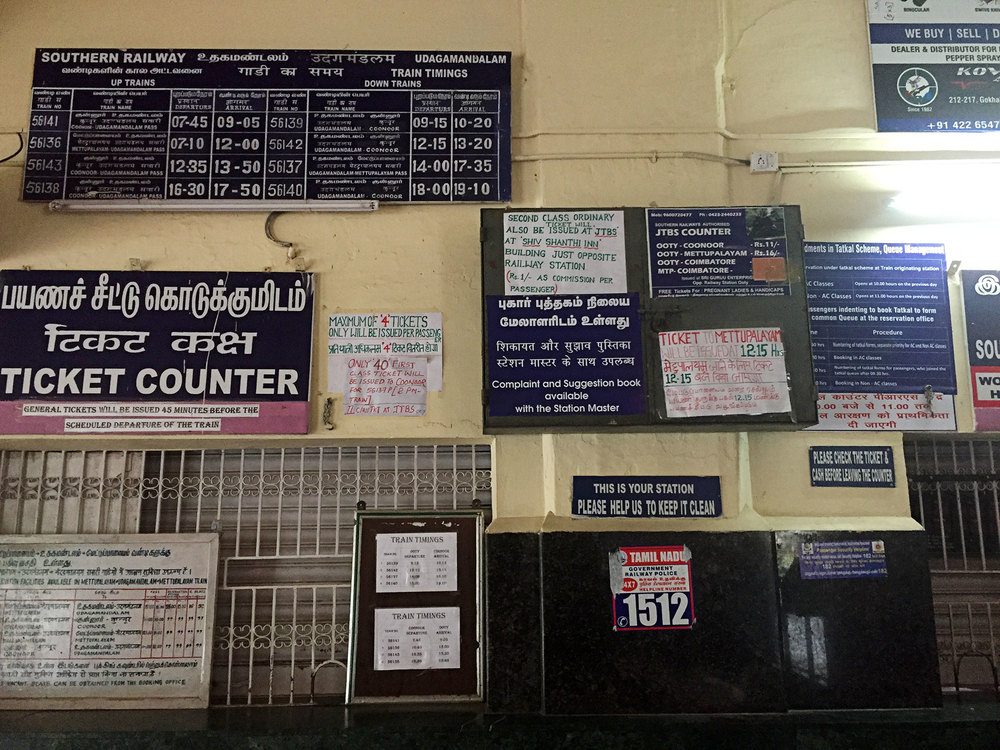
14;452;27;534
236;451;246;557
392;445;399;510
991;440;1000;564
310;585;318;679
268;588;277;704
216;449;226;530
374;445;381;509
968;440;988;571
452;444;459;510
226;588;237;706
953;442;969;570
296;448;305;557
256;449;264;557
154;450;167;533
76;452;90;533
432;444;439;510
988;602;998;666
117;451;131;534
277;449;286;557
334;448;343;557
175;450;184;534
290;587;298;705
195;451;205;533
934;440;949;571
355;446;362;511
247;588;257;704
316;449;324;557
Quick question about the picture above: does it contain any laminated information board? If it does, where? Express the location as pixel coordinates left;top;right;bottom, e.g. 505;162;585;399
867;1;1000;132
348;512;482;703
481;206;816;429
805;242;956;431
0;534;218;710
24;49;510;203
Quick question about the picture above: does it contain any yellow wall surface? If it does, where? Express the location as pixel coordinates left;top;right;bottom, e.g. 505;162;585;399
1;0;985;533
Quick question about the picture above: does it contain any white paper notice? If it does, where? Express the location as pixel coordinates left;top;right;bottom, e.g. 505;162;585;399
375;532;458;593
503;210;627;295
374;607;460;671
810;393;957;431
344;356;428;417
658;327;791;418
328;312;442;391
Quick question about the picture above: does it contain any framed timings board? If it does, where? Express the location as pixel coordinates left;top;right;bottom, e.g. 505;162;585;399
347;512;483;703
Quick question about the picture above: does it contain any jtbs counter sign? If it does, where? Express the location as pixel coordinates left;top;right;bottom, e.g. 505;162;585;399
0;270;313;434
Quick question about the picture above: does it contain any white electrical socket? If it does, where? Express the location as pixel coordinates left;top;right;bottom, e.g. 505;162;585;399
750;151;779;173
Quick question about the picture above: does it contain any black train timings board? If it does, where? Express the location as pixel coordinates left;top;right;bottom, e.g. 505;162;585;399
480;206;817;430
23;49;510;203
347;512;483;702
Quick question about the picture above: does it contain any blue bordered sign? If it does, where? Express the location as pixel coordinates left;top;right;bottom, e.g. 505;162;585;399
800;540;888;580
809;446;896;488
24;49;511;203
573;476;721;518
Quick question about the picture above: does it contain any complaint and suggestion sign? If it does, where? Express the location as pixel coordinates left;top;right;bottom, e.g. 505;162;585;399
0;270;313;434
572;476;722;519
24;48;510;203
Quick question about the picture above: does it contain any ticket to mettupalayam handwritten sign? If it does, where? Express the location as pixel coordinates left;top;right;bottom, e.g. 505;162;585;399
658;327;791;418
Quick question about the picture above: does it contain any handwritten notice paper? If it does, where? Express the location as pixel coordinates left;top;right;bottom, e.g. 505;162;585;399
0;534;217;709
658;327;791;418
503;211;626;295
344;356;428;416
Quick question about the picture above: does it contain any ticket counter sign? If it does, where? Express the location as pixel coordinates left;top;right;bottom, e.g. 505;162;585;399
609;545;693;631
0;270;313;434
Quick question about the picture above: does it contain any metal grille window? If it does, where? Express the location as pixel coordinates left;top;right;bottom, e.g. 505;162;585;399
905;438;1000;699
0;445;492;705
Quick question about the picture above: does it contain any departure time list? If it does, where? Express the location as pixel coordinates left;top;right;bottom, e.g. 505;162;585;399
23;49;511;203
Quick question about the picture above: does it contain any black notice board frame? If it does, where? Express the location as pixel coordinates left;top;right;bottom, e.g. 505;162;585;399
481;206;817;431
347;511;484;704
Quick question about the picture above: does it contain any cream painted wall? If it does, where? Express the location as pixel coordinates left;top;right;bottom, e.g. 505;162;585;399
0;1;987;531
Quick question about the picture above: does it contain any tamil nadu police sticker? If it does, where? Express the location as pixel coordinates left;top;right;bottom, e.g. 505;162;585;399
609;545;693;631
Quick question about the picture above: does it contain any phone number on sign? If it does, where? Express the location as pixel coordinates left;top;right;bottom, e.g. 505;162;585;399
927;120;1000;130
